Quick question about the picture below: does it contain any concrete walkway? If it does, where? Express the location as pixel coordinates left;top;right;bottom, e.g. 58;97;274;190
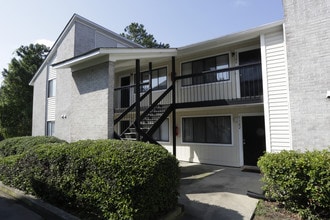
179;162;262;220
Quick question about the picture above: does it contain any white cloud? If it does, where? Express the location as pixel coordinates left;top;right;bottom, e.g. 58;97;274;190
34;39;55;48
235;0;248;7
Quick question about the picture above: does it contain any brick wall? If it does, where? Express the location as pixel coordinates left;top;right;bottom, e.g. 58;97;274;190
283;0;330;150
69;62;114;141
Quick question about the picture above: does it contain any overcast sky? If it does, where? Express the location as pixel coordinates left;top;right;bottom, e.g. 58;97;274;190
0;0;283;83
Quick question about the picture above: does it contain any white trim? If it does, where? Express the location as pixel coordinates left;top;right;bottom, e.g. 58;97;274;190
179;20;283;53
238;113;265;166
53;48;178;69
282;23;293;150
260;34;272;153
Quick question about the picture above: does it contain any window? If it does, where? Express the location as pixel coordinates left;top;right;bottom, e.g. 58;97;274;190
182;116;232;144
150;67;167;90
181;54;229;86
152;119;169;142
135;67;167;92
48;79;56;97
47;121;55;136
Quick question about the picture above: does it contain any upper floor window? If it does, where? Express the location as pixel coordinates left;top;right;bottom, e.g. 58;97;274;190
181;54;229;86
149;67;167;91
135;67;167;92
48;79;56;97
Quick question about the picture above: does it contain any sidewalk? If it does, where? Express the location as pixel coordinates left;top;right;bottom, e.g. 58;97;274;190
179;162;262;220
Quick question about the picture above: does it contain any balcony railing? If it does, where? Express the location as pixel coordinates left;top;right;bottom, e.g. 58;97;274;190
114;62;262;111
175;62;262;106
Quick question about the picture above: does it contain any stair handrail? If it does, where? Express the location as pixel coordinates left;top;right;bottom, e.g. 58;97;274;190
140;85;173;120
114;88;152;125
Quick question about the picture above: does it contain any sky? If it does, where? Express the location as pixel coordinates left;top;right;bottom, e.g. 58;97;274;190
0;0;284;84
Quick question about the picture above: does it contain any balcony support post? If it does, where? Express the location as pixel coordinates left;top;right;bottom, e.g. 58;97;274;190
171;56;176;156
149;62;152;106
135;59;141;141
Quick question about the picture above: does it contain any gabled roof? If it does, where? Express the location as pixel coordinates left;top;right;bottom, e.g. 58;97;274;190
29;14;142;86
52;20;284;72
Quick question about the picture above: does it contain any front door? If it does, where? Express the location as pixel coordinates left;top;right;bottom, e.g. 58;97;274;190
120;76;130;108
242;116;266;166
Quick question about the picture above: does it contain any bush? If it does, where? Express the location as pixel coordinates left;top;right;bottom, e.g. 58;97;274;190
0;139;180;219
258;150;330;219
0;136;66;157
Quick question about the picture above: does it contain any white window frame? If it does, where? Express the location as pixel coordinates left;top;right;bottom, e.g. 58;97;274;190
180;53;231;87
181;114;233;146
47;79;56;98
47;121;55;136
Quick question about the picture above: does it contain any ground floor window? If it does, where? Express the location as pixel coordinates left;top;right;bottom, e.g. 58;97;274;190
47;121;55;136
152;119;169;142
182;116;232;144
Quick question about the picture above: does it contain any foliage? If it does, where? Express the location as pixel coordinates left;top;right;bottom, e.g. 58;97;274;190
121;22;170;48
258;150;330;219
0;138;180;219
0;44;49;138
0;136;65;157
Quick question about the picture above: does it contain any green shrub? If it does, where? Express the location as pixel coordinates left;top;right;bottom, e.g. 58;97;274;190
258;150;330;219
0;139;180;219
0;136;66;157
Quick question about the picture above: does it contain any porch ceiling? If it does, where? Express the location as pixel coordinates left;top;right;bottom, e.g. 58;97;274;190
52;48;178;70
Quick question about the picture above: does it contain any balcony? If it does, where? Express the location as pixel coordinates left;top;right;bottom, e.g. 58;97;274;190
114;62;263;112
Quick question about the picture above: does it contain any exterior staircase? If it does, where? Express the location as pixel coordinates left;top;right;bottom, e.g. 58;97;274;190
114;85;174;145
121;104;170;142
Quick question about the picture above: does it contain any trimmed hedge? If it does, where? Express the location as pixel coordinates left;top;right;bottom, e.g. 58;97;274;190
258;150;330;219
0;138;180;219
0;136;66;157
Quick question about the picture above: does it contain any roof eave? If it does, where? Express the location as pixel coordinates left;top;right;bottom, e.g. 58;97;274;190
52;48;178;70
178;20;284;53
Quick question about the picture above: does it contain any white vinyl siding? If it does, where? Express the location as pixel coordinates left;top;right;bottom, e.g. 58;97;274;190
262;30;291;152
48;67;56;80
47;97;56;121
47;66;56;122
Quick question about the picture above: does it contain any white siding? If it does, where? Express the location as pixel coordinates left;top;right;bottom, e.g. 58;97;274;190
262;30;291;152
47;97;56;121
47;63;56;121
48;67;56;80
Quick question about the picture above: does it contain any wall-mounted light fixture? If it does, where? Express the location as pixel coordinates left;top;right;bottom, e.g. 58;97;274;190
326;91;330;99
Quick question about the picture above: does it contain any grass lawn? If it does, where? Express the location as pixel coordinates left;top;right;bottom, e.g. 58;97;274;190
253;200;301;220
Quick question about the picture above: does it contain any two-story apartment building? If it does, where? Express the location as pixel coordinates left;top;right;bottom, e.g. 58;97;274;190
30;0;330;167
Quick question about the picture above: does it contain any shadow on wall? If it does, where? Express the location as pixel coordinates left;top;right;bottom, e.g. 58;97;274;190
72;63;109;95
